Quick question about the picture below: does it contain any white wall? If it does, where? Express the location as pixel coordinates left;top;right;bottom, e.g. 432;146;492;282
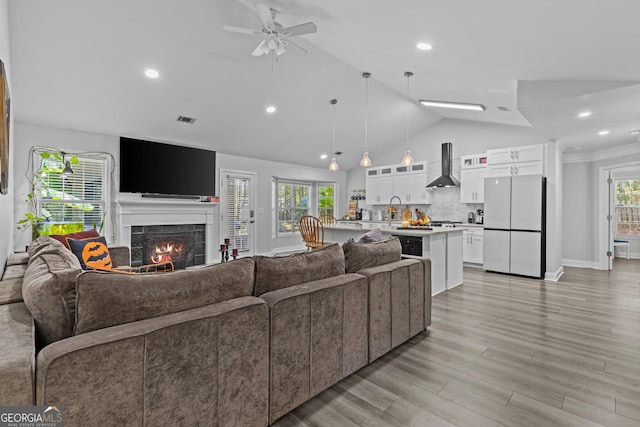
217;153;346;255
562;161;593;266
12;122;346;256
0;0;12;276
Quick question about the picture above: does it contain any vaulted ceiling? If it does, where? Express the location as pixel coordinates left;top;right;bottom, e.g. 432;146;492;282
8;0;640;168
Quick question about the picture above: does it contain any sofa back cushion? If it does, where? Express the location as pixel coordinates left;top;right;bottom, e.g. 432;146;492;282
253;243;345;296
342;237;402;273
74;257;255;335
22;238;82;347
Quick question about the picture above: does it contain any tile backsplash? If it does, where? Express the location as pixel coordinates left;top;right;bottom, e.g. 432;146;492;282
424;187;482;222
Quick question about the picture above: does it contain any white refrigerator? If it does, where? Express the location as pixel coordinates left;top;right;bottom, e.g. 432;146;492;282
483;175;546;278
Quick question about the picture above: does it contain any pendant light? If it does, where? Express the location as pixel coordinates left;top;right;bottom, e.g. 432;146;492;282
329;99;339;171
360;72;372;167
400;71;414;167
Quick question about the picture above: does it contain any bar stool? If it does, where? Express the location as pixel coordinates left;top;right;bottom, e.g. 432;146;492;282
613;239;630;259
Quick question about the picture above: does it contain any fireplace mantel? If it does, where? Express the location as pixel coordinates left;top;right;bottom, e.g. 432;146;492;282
117;197;219;264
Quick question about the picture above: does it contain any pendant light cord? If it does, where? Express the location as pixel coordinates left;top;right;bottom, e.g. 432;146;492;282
406;72;411;148
365;76;369;152
332;100;337;154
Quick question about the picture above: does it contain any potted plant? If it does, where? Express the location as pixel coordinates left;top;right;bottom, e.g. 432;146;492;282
17;150;80;240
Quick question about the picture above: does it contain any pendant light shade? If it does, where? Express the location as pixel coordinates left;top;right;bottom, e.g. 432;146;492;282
401;71;414;166
360;72;372;167
329;99;339;172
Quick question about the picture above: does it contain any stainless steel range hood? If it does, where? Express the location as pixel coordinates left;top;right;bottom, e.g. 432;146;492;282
426;142;460;188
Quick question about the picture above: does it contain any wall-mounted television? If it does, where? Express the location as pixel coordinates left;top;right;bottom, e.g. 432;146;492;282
119;137;216;198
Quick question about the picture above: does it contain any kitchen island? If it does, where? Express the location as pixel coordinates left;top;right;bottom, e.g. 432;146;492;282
325;222;464;295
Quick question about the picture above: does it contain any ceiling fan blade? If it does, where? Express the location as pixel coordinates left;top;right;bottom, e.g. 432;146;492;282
286;39;308;55
281;22;317;37
222;25;262;35
256;3;275;31
251;40;268;56
275;44;286;56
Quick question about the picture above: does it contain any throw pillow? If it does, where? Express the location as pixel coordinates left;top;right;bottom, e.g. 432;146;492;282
49;228;100;250
357;228;383;243
68;236;114;270
342;237;402;273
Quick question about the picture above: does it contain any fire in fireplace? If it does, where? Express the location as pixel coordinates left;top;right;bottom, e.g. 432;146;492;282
130;224;205;269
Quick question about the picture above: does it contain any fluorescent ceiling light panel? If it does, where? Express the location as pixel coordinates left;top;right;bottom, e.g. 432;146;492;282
419;100;486;111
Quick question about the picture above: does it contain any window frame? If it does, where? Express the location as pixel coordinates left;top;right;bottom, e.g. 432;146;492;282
274;178;337;237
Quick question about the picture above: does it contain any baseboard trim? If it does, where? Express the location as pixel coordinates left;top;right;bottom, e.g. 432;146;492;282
562;259;602;270
544;266;564;281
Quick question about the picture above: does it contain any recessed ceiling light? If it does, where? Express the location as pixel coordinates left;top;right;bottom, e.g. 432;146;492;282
144;69;159;79
419;100;486;111
320;154;328;159
265;105;277;114
599;130;610;135
416;42;432;51
578;111;591;118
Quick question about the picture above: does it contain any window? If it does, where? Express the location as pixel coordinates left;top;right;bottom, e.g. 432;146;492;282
34;150;110;232
275;179;336;236
615;179;640;235
277;181;310;234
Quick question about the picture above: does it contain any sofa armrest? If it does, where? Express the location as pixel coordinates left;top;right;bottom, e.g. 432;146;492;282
0;302;36;405
36;296;269;427
108;245;130;267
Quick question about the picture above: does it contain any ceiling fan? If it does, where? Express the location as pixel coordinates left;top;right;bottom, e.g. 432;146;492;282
222;3;317;57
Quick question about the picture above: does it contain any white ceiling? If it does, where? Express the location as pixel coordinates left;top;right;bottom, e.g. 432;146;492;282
8;0;640;168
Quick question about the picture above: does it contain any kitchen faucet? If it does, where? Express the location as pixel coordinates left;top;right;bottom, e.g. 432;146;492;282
388;196;402;227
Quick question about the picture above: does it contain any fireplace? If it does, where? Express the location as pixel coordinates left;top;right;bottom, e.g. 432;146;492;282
130;224;206;269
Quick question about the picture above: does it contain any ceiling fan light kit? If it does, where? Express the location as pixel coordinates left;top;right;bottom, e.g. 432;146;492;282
222;3;317;58
401;71;414;166
329;99;339;172
419;100;486;111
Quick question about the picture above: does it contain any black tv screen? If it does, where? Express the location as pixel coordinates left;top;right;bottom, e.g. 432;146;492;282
119;137;216;197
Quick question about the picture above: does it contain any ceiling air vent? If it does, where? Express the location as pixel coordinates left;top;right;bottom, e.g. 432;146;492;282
497;106;510;112
176;115;197;124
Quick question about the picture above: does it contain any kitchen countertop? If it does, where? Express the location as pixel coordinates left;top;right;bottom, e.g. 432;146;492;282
327;221;466;236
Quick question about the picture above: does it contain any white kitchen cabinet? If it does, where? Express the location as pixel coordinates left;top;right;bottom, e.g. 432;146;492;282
394;162;430;204
463;229;484;264
487;161;544;177
487;144;544;164
365;166;394;204
461;153;488;169
460;167;487;203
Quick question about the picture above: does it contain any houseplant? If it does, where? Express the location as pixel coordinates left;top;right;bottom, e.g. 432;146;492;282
17;150;80;240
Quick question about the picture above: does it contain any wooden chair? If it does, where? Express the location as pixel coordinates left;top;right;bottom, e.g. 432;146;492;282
319;213;337;226
298;215;325;251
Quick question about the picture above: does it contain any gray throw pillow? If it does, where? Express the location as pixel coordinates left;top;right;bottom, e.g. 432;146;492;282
357;228;382;243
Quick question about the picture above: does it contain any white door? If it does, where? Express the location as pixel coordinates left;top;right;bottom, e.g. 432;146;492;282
484;176;511;229
220;171;256;256
510;231;542;277
483;230;510;273
511;175;543;231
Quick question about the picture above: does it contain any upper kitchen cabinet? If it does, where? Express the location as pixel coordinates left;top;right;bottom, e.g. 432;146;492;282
460;154;487;203
366;162;430;205
486;144;545;177
365;165;394;204
394;162;431;204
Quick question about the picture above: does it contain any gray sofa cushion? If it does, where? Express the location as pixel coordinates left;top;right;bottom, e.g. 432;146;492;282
342;237;402;274
253;243;345;297
22;242;82;347
74;257;255;335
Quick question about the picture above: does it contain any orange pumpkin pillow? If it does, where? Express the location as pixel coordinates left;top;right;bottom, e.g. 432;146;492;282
68;236;114;270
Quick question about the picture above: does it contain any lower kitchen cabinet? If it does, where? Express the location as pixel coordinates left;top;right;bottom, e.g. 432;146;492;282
463;228;484;264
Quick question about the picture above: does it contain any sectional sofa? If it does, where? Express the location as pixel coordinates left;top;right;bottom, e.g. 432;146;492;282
0;235;431;426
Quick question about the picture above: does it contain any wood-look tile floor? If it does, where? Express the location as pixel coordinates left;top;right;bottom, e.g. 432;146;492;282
273;263;640;427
